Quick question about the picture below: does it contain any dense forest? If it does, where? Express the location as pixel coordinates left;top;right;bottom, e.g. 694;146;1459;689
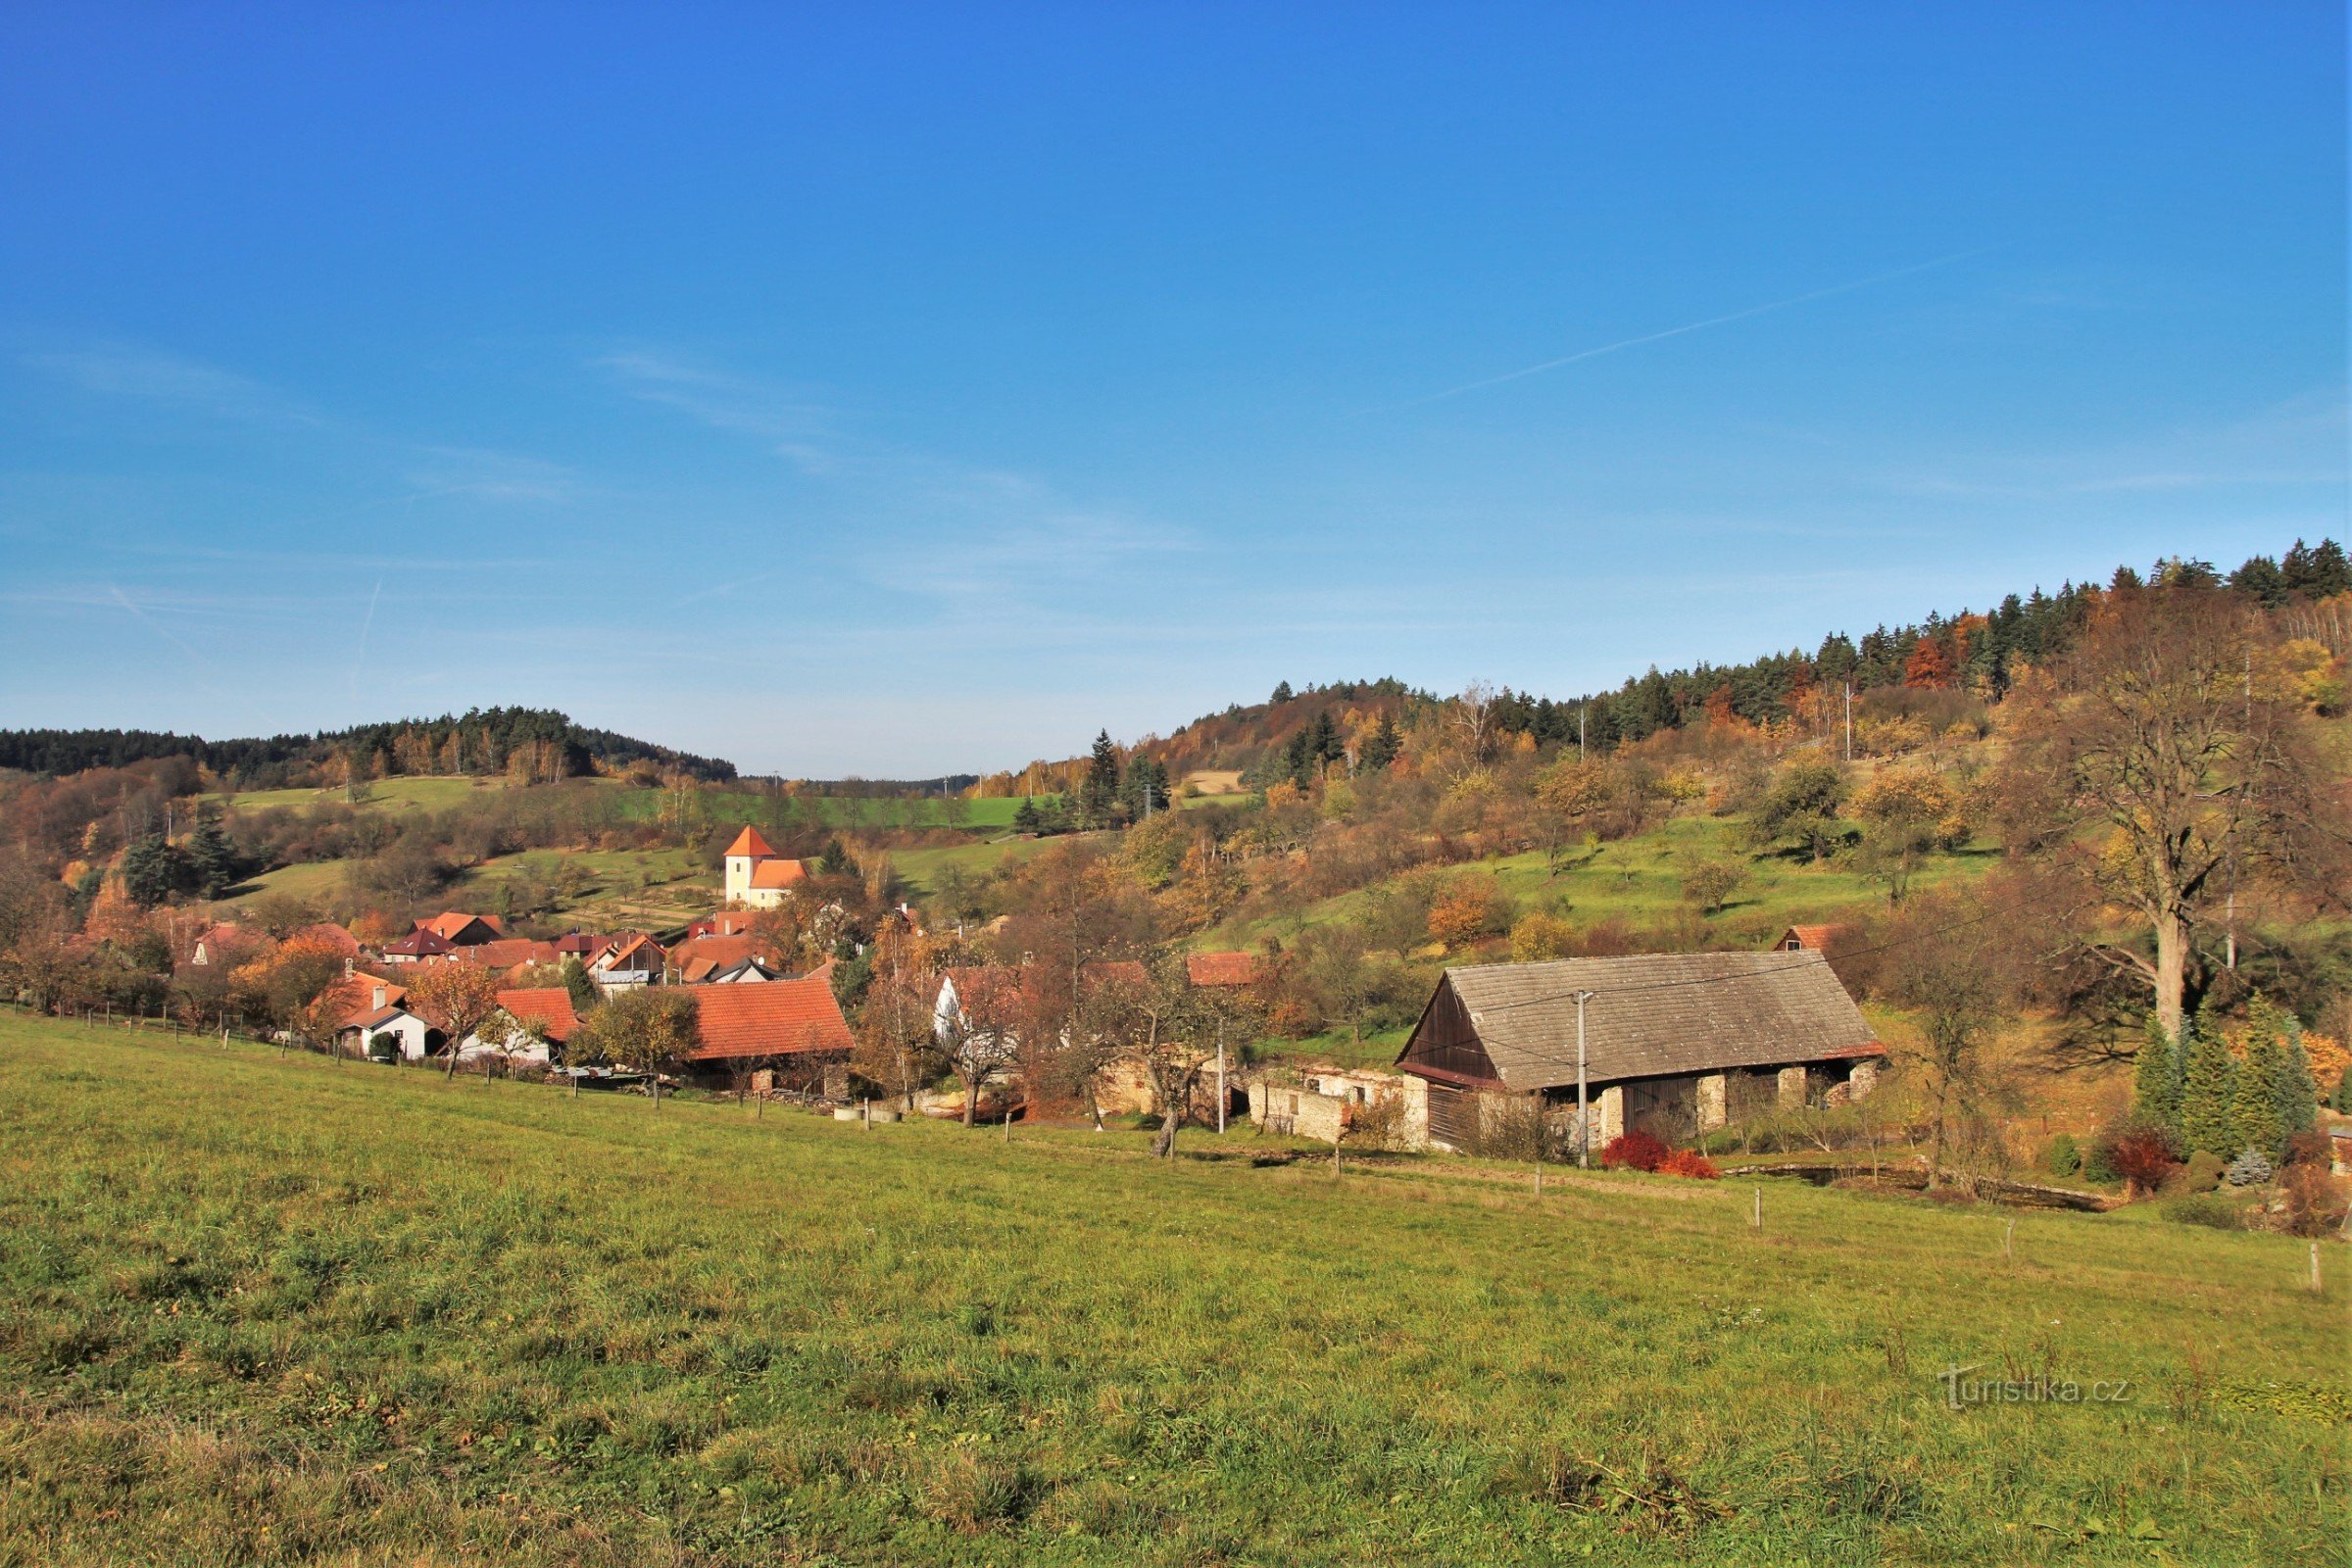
0;708;736;787
986;539;2352;789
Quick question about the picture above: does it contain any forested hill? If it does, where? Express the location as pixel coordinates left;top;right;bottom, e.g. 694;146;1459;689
1127;538;2352;780
0;709;736;787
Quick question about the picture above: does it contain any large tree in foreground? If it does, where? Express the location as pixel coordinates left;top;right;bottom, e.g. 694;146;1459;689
1998;584;2349;1045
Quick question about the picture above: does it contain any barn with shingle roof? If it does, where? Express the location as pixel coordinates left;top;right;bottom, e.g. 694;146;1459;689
1396;952;1882;1152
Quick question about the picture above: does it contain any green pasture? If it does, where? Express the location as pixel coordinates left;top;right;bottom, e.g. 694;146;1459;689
1197;815;1997;953
0;1013;2338;1566
608;790;1043;831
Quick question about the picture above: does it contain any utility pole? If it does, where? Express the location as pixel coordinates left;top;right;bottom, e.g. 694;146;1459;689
1574;990;1594;1168
1578;706;1587;762
1842;682;1853;763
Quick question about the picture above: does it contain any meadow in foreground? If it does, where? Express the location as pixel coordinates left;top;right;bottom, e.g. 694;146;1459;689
0;1012;2340;1566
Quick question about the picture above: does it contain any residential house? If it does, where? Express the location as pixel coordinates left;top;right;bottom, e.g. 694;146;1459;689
678;976;855;1090
721;826;810;908
318;972;434;1061
187;922;264;968
378;927;456;966
1775;923;1854;955
423;911;508;947
667;932;785;983
459;986;580;1065
1395;952;1882;1153
1186;951;1263;990
461;938;564;976
589;932;666;991
288;921;363;958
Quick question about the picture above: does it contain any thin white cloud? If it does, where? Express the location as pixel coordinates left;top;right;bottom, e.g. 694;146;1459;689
24;345;324;426
1381;247;2000;410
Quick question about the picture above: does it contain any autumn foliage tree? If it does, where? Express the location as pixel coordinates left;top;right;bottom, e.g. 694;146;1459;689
1998;584;2351;1043
403;961;503;1079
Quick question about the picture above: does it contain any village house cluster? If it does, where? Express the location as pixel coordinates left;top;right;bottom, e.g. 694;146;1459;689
189;820;1884;1146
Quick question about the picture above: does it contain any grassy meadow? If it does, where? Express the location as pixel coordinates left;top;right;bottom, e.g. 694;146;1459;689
1;1012;2341;1566
1197;815;1995;954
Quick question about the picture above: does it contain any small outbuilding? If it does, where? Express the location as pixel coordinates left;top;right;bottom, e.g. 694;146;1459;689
1396;952;1882;1152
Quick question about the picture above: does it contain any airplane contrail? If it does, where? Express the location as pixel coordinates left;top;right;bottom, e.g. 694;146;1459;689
1385;246;1998;411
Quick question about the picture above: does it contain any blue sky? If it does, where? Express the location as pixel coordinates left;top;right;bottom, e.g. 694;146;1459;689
1;3;2342;777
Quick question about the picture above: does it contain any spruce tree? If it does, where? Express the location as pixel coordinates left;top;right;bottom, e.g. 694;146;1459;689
1012;796;1041;833
1360;713;1401;772
184;818;239;899
2130;1012;2181;1132
2278;1026;2320;1138
2231;1031;2288;1163
2177;1016;2239;1157
119;833;186;907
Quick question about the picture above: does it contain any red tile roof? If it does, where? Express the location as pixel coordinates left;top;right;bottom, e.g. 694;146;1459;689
748;858;809;890
667;933;776;973
686;977;853;1061
594;933;663;972
424;912;508;944
724;826;779;859
686;910;761;938
382;928;456;957
495;987;578;1044
1186;951;1262;988
463;939;564;971
1778;924;1853;953
288;922;362;956
319;973;410;1029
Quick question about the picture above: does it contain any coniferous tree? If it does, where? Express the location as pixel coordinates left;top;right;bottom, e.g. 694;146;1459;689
2277;1021;2321;1140
2177;1013;2239;1157
119;833;188;907
2230;1030;2289;1163
1079;730;1123;825
1359;712;1401;772
2130;1013;2181;1133
1012;796;1042;833
184;818;240;899
1270;681;1294;704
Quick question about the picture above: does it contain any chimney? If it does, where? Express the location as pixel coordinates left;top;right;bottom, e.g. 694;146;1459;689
372;984;387;1010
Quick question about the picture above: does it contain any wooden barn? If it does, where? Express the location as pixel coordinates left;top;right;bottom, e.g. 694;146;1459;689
1395;952;1882;1153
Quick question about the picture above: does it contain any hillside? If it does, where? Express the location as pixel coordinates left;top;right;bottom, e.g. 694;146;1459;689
2;1013;2338;1567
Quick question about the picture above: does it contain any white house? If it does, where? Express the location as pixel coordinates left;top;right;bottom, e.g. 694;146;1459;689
343;1004;439;1062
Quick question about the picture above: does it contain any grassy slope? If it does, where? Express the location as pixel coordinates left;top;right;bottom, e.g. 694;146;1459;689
209;776;515;813
1;1014;2339;1566
1195;815;1995;954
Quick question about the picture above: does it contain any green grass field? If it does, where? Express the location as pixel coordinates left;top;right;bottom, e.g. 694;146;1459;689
1197;815;1994;954
1;1013;2338;1565
608;790;1045;831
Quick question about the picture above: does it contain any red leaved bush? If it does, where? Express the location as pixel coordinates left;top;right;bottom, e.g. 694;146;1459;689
1657;1149;1722;1180
1600;1130;1670;1172
2110;1127;2180;1199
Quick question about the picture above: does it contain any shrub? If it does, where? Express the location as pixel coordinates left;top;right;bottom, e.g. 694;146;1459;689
2041;1133;2081;1178
1600;1130;1670;1172
2170;1150;2225;1195
2224;1149;2274;1188
2278;1163;2350;1237
2081;1137;2119;1186
2107;1125;2181;1199
1657;1149;1721;1180
2160;1193;2247;1231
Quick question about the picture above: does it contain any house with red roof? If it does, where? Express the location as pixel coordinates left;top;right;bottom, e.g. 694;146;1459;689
379;926;457;965
1775;924;1855;955
1186;951;1263;990
721;826;811;909
187;922;267;968
423;911;508;946
678;976;854;1087
588;932;666;990
459;986;580;1065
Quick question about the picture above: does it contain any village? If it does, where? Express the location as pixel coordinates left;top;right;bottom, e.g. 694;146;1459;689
161;820;1924;1170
